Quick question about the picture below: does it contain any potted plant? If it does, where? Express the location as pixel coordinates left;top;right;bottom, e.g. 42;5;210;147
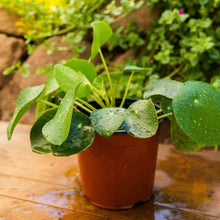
7;21;220;209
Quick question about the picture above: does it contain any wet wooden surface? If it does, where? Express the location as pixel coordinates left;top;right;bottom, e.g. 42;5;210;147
0;121;220;220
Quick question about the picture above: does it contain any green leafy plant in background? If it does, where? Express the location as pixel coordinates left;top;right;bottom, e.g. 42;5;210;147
1;0;144;77
107;0;220;94
7;21;220;156
147;1;220;87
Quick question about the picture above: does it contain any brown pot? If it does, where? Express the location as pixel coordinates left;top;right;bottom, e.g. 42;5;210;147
78;131;159;209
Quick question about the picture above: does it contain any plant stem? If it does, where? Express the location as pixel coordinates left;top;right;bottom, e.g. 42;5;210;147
214;145;218;152
173;31;185;38
167;63;184;78
76;98;96;111
157;112;173;120
88;0;104;13
89;95;106;108
99;49;115;106
120;72;134;107
74;101;92;114
94;91;107;107
156;109;163;114
88;82;110;106
38;100;58;108
113;77;120;101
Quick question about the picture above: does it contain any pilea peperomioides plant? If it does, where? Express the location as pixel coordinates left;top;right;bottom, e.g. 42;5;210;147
7;21;220;155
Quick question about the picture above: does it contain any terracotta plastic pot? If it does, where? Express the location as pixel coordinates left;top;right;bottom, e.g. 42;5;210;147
78;131;159;209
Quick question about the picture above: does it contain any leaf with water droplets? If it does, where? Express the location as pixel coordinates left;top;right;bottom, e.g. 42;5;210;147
7;85;45;140
143;78;183;100
51;110;95;156
44;71;59;96
173;81;220;146
30;108;57;154
171;116;203;152
122;100;158;138
42;86;77;145
161;99;173;119
31;109;95;156
54;64;90;98
64;58;97;83
91;108;128;137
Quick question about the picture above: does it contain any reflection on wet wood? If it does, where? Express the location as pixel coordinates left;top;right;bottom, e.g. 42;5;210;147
0;121;219;220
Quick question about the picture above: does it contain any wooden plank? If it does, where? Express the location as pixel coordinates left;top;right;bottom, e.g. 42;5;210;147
0;194;218;220
0;196;108;220
154;147;220;217
0;173;112;218
0;121;78;187
107;203;220;220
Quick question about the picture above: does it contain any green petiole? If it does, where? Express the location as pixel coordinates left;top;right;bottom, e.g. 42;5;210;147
89;95;106;108
88;81;110;106
120;71;134;107
74;101;92;114
38;100;58;108
156;109;163;114
76;97;97;111
157;112;173;120
99;49;115;106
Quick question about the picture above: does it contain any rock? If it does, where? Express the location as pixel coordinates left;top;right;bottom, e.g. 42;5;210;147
24;35;94;72
24;36;71;72
0;72;46;124
112;4;158;30
0;7;23;37
112;49;134;65
0;34;26;89
0;79;20;123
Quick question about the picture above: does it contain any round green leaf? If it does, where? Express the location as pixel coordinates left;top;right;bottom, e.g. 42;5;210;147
122;100;158;138
144;78;183;100
161;99;173;120
54;64;90;98
30;108;57;154
90;21;112;61
171;116;203;152
173;81;220;146
161;100;172;114
64;58;97;83
91;108;128;137
31;109;95;156
51;110;95;156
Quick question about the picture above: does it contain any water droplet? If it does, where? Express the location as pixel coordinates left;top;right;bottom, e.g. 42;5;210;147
77;123;82;128
194;99;199;103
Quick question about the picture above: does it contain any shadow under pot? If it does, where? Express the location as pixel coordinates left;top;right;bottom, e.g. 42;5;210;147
77;98;160;209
